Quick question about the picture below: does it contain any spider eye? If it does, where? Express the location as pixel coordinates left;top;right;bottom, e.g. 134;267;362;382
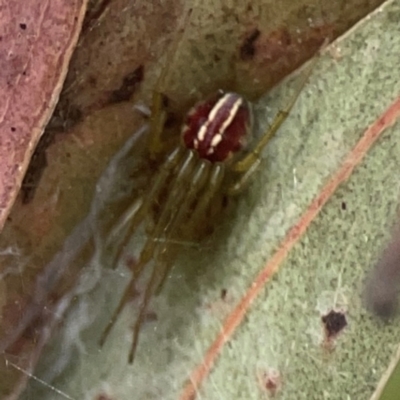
181;92;251;162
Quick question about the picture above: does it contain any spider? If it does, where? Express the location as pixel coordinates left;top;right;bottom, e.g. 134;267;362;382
98;26;319;364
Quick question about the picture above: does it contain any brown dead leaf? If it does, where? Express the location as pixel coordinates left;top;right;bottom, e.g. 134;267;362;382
0;0;88;231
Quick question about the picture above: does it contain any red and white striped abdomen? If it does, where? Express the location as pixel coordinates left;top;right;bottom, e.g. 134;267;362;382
181;92;251;162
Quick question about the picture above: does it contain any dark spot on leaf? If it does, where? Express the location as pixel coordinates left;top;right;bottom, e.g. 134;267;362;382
108;65;144;103
21;96;84;203
221;288;227;300
10;127;16;132
161;93;170;109
221;194;229;209
88;74;97;87
322;310;347;339
19;23;27;30
94;394;114;400
257;368;282;396
213;53;221;63
341;201;346;210
144;311;158;323
240;28;261;60
164;111;178;129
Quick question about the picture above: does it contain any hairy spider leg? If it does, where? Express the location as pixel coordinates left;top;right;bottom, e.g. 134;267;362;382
230;55;319;194
103;146;186;267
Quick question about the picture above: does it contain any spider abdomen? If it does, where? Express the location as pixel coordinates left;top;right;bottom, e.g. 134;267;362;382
181;92;251;163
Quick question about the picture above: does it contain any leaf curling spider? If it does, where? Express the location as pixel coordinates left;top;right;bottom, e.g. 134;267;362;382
98;48;319;365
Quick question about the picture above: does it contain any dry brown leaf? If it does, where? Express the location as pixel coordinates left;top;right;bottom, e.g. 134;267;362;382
0;0;88;230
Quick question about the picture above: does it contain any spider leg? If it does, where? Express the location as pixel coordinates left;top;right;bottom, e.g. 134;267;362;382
102;197;143;267
148;7;193;157
227;158;261;196
148;91;168;157
140;150;197;259
126;153;201;359
229;55;319;194
103;146;185;267
128;159;221;362
128;255;165;363
154;159;211;294
185;163;225;233
99;149;197;352
98;271;138;347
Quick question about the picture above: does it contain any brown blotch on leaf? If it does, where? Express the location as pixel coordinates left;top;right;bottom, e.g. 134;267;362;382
322;310;347;340
240;28;261;60
108;65;144;103
257;367;282;397
21;99;83;203
94;393;114;400
220;288;227;300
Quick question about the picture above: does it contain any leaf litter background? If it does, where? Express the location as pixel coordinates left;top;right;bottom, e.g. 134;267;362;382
0;0;396;399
